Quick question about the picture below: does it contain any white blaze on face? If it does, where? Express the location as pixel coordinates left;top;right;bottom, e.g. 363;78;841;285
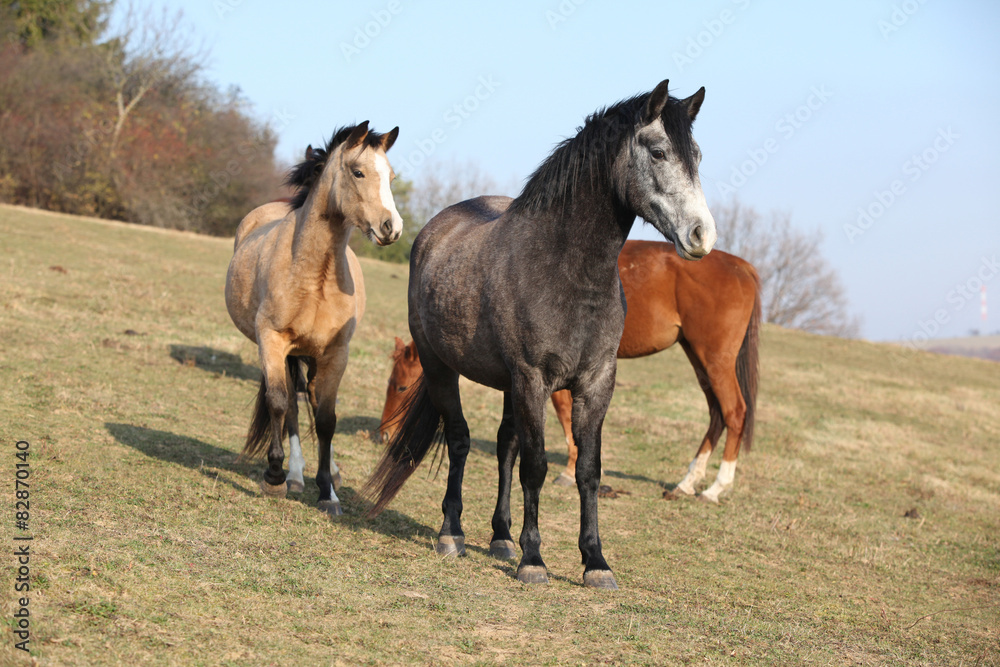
373;153;402;240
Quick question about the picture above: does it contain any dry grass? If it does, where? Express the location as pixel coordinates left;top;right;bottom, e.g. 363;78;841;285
0;203;998;666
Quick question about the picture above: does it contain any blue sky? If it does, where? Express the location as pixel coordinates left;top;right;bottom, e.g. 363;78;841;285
141;0;999;341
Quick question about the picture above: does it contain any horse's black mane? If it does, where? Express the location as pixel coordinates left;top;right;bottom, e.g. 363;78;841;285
285;124;388;209
508;91;698;217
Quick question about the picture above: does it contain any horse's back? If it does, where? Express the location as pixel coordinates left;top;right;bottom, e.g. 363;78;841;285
233;201;292;250
408;195;514;389
617;241;759;358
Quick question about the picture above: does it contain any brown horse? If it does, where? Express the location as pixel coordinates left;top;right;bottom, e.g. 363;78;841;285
226;121;402;516
380;239;760;503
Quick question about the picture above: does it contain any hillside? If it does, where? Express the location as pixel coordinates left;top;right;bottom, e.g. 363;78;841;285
1;204;997;665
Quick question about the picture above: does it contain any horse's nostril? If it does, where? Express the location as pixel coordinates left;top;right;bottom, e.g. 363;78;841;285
690;224;703;246
381;219;393;236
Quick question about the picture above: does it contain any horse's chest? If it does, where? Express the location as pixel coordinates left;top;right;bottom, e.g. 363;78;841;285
288;297;356;354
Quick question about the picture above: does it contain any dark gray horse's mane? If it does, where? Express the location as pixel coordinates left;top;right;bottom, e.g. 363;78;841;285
509;91;698;217
285;124;389;210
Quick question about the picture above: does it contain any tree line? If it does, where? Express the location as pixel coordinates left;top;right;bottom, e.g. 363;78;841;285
0;0;282;235
0;1;859;337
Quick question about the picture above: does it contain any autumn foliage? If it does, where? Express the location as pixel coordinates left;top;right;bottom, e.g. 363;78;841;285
0;0;284;235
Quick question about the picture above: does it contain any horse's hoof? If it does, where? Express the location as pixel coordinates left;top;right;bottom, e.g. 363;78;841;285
674;482;696;496
516;565;549;585
698;492;720;504
435;535;466;557
286;479;305;494
489;540;517;560
583;570;619;590
259;479;287;498
554;471;576;487
332;470;342;491
318;500;342;517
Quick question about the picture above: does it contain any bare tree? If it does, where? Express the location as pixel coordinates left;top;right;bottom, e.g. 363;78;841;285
409;159;516;226
714;199;861;338
102;3;205;159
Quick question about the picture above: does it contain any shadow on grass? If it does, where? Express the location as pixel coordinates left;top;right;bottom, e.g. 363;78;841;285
106;422;256;496
169;344;260;381
337;415;382;441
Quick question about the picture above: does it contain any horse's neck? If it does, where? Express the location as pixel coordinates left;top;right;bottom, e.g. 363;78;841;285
290;197;352;286
520;186;635;287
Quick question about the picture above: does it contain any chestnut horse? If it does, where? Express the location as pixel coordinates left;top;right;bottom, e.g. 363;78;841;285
363;81;716;589
380;240;760;504
225;121;402;516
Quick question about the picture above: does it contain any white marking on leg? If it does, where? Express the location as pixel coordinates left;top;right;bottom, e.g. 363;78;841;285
288;434;305;487
676;451;710;495
701;459;737;504
374;153;402;240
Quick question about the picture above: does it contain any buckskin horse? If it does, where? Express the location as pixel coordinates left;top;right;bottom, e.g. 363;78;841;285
381;241;759;503
363;81;716;589
225;122;401;516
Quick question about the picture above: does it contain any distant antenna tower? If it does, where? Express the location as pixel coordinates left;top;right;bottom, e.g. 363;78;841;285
982;285;988;322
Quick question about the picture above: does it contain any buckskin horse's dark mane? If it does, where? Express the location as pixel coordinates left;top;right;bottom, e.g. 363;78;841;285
285;124;390;210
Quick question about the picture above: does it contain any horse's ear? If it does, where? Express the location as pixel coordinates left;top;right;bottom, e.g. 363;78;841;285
643;79;670;124
394;336;405;354
346;121;370;149
684;87;706;121
305;145;314;160
381;127;399;152
403;341;416;361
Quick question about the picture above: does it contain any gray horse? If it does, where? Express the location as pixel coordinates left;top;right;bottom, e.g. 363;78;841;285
365;81;715;589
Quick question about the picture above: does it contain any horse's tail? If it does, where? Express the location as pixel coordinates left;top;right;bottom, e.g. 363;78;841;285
240;357;305;461
736;275;762;452
363;376;443;517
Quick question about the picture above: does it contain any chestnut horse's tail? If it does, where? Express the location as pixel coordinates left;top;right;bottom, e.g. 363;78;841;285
363;376;443;517
240;357;306;461
736;279;762;452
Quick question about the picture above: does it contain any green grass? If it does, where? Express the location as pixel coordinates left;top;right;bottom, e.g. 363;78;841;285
1;203;998;665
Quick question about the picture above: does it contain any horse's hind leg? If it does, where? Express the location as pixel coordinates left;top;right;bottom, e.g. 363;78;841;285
312;346;349;517
699;360;745;504
489;392;518;560
418;350;471;557
258;332;292;497
675;340;744;502
551;390;577;487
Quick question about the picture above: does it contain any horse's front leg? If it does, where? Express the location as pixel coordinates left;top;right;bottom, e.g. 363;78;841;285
573;361;619;589
551;389;577;487
512;374;550;584
489;392;518;560
313;346;350;517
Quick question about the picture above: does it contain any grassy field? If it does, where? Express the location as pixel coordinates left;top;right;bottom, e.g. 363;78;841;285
0;203;997;666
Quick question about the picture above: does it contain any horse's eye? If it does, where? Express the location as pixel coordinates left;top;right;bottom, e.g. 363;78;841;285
397;385;408;392
651;149;665;160
353;169;364;178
